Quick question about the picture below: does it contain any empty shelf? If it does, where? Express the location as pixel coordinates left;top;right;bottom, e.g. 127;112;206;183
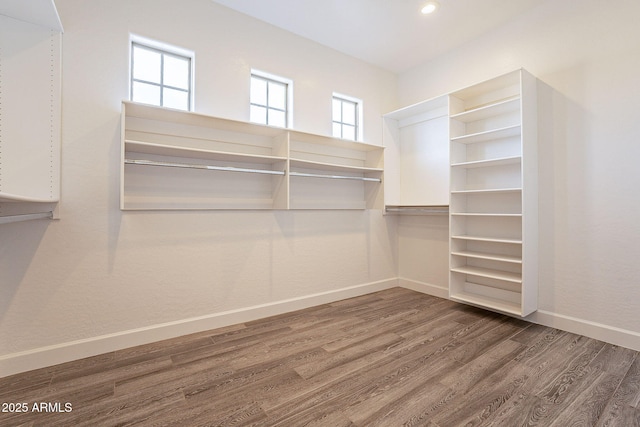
451;250;522;264
451;266;522;283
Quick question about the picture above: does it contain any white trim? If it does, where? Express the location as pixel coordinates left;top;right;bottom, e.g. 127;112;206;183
398;277;450;299
400;278;640;352
527;310;640;352
0;279;396;378
250;69;294;129
4;277;640;378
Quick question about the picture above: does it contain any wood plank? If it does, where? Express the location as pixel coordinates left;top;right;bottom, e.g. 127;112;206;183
0;288;637;427
595;354;640;427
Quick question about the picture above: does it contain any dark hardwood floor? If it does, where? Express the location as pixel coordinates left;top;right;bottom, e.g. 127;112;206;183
1;287;638;426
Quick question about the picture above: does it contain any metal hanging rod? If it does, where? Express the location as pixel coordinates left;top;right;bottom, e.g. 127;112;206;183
125;159;286;176
289;171;381;183
385;205;449;215
0;211;53;225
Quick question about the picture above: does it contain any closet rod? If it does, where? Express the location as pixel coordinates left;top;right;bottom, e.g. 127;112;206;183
289;171;381;183
0;211;53;225
125;159;286;176
385;206;449;214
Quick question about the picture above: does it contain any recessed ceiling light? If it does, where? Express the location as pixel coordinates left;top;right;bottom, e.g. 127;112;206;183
421;1;440;14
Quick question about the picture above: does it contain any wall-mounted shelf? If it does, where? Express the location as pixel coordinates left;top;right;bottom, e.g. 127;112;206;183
0;2;62;224
0;0;64;32
121;101;384;210
451;155;521;169
449;97;520;123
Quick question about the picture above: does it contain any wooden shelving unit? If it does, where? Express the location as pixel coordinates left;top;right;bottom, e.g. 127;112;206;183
448;69;538;317
121;101;384;210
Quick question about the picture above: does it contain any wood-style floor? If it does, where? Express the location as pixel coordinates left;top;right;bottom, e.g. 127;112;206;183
1;288;638;426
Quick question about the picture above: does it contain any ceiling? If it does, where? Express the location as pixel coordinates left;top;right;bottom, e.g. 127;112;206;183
210;0;544;73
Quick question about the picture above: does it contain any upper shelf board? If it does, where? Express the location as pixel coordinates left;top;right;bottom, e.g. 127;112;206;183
0;0;63;31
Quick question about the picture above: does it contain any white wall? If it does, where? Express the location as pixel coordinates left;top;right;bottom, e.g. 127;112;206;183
0;0;398;376
398;0;640;347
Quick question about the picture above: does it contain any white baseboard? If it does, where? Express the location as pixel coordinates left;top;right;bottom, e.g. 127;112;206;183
3;278;639;378
398;277;449;299
527;310;640;352
0;278;397;378
398;278;640;352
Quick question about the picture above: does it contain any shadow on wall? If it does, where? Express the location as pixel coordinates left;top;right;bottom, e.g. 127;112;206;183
535;69;591;315
0;218;51;323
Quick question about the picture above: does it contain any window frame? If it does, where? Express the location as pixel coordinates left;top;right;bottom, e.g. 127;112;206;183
332;93;363;141
250;69;293;128
129;35;194;111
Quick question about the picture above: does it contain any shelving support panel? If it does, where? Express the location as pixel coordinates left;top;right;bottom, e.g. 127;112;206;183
0;8;62;224
121;101;384;210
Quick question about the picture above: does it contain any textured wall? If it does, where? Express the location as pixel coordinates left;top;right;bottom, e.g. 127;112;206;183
0;0;397;363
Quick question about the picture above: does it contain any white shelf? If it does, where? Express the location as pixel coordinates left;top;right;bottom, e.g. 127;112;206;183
121;101;383;210
0;191;58;203
0;0;63;31
451;250;522;264
451;188;522;195
124;101;283;138
289;130;383;152
451;235;522;244
289;158;383;174
450;97;520;123
451;266;522;283
450;213;521;217
450;289;523;317
451;156;521;169
125;140;287;165
451;124;521;144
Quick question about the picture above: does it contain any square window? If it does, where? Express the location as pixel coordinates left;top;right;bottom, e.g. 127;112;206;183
250;71;291;128
332;95;361;141
131;40;192;111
